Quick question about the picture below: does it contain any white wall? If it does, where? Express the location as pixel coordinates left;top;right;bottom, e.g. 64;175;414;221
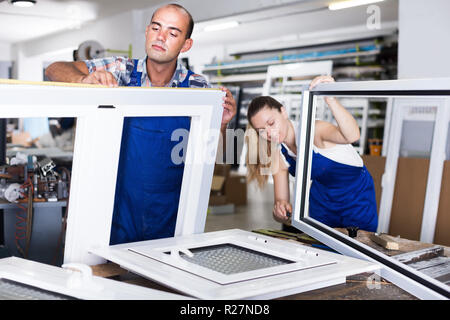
398;0;450;79
12;10;135;81
19;10;134;58
0;62;11;79
0;41;12;79
0;42;11;61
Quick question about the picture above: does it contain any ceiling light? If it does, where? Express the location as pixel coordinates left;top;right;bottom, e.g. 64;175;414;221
329;0;384;11
203;21;239;32
11;0;36;8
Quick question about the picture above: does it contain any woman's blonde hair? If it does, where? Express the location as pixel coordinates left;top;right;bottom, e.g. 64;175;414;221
245;96;283;189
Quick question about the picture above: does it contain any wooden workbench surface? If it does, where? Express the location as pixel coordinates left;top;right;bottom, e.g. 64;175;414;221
334;228;450;257
281;272;417;300
91;262;417;300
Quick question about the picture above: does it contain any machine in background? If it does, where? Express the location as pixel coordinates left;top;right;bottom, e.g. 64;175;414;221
0;153;71;263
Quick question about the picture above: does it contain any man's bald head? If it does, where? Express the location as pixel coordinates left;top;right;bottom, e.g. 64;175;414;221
152;3;194;39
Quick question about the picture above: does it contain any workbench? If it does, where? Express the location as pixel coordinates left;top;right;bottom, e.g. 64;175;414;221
88;228;450;300
1;199;67;265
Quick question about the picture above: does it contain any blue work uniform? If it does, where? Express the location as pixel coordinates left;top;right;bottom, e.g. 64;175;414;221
280;144;378;232
110;59;196;245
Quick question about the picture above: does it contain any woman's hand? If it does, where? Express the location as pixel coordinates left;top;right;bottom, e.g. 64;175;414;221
309;75;335;89
273;200;292;222
310;75;360;145
309;75;337;104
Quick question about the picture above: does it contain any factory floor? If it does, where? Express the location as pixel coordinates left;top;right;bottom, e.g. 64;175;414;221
205;181;282;233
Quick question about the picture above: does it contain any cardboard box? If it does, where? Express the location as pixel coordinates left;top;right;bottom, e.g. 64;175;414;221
209;164;247;208
213;164;230;178
211;175;226;192
209;165;229;206
224;173;247;206
209;194;228;206
363;155;450;247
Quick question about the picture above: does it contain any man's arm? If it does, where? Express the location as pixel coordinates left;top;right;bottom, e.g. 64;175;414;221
45;61;118;87
45;61;89;83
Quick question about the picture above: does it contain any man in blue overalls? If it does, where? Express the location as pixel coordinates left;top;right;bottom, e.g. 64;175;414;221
45;4;236;244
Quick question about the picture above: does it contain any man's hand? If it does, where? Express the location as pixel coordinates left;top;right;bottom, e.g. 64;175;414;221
273;200;292;222
80;70;118;87
220;87;237;130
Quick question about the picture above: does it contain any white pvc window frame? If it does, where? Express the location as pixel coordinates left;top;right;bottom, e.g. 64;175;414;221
90;229;378;300
0;256;190;300
291;78;450;300
125;231;337;285
262;60;333;96
0;80;224;266
378;98;450;242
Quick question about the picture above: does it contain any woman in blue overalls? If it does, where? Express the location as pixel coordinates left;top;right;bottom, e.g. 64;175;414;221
110;59;195;245
245;76;378;232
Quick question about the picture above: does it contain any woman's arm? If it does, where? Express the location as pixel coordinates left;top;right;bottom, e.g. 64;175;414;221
310;76;360;147
272;152;292;223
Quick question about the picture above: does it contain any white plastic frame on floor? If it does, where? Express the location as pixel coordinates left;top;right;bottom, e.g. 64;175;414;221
0;79;224;266
292;78;450;300
0;256;190;300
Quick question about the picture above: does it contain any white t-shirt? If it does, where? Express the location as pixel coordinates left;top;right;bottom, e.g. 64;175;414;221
280;120;363;169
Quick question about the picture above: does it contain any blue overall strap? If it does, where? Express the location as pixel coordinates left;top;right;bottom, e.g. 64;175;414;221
280;144;297;177
127;60;193;87
128;59;142;87
178;69;195;88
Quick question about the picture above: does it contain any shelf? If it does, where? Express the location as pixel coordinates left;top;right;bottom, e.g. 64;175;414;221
208;73;266;84
204;36;395;157
203;46;380;73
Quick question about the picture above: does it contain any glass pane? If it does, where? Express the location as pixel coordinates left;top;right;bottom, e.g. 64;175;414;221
400;121;434;158
0;279;75;300
2;117;74;266
175;243;294;275
300;95;450;289
110;116;191;245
